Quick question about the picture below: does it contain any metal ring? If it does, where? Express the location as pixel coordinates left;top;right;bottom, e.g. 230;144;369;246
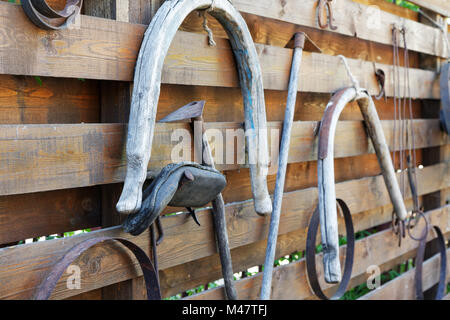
414;225;447;300
305;199;355;300
33;237;161;300
21;0;83;30
407;210;429;242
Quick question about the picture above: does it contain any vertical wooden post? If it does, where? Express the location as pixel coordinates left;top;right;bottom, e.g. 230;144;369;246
83;0;164;300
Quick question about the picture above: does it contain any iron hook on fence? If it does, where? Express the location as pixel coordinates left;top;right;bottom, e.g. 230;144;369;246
317;0;338;31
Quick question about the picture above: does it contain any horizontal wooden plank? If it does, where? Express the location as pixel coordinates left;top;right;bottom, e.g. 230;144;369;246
0;120;446;196
409;0;449;17
0;3;439;98
353;0;419;20
159;197;418;297
157;86;423;123
0;162;447;299
0;187;101;244
180;12;421;67
187;206;449;300
0;75;99;124
233;0;449;58
360;249;450;300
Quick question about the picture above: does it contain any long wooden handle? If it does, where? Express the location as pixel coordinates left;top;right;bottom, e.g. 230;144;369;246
116;0;271;216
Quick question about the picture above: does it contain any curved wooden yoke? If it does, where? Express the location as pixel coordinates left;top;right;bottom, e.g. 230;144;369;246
116;0;272;216
318;87;407;283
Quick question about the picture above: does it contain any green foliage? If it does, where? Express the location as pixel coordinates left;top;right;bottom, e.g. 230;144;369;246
386;0;419;11
34;76;43;86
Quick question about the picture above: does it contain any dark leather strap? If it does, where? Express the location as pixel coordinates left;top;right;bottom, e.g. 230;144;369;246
414;225;447;300
34;237;161;300
21;0;83;30
440;62;450;134
306;199;355;300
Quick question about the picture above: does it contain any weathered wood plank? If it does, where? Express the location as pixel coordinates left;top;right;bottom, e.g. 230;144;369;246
180;12;420;67
0;163;447;299
0;3;440;98
0;75;99;124
0;120;445;196
156;86;423;122
353;0;419;20
186;207;449;300
0;187;101;244
159;197;418;297
409;0;449;17
360;249;450;300
232;0;449;58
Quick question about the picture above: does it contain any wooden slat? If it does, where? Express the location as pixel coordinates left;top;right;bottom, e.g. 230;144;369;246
156;86;423;123
0;120;446;196
360;249;450;300
0;3;440;98
0;187;101;244
409;0;450;17
232;0;449;57
0;162;447;299
353;0;419;20
0;75;99;124
186;207;449;300
180;12;420;67
159;197;417;297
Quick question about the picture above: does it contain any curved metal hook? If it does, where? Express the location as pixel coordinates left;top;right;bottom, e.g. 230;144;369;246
317;0;338;31
116;0;272;217
317;87;407;283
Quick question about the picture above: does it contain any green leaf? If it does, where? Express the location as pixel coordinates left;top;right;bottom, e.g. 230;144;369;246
34;76;43;86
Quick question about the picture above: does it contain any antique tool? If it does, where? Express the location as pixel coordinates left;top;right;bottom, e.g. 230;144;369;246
21;0;83;30
116;0;272;218
34;237;161;300
306;199;354;300
260;32;321;300
317;0;338;30
123;161;226;236
159;100;238;300
414;225;447;300
310;55;407;284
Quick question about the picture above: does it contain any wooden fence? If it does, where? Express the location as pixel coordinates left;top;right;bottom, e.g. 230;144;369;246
0;0;448;300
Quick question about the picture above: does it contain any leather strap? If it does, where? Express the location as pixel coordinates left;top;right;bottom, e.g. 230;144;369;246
414;225;447;300
440;62;450;134
306;199;355;300
34;237;161;300
21;0;83;30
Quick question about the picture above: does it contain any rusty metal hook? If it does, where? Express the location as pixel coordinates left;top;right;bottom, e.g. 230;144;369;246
317;0;338;31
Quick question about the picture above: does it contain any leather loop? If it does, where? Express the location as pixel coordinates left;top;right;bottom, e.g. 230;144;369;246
34;237;161;300
306;199;355;300
21;0;83;30
414;225;447;300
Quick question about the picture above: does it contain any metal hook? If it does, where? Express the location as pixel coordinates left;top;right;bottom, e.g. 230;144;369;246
317;0;338;31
